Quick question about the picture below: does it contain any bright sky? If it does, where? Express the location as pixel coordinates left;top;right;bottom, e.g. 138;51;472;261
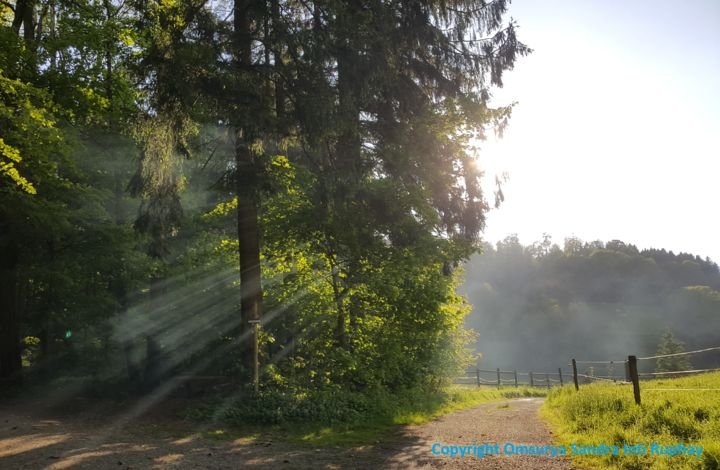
478;0;720;262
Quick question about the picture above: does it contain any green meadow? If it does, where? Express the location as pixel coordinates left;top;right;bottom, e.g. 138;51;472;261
543;372;720;469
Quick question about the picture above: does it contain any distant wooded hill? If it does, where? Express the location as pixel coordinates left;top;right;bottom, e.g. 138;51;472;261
461;235;720;372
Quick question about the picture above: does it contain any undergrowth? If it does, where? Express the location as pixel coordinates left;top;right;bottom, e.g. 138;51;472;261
187;385;546;446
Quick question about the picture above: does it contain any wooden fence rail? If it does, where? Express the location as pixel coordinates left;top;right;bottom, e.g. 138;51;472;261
456;367;569;388
454;345;719;400
570;344;720;405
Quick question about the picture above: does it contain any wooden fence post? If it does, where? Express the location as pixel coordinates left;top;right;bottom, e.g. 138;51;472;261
476;368;480;387
529;371;534;387
628;355;641;405
496;368;501;389
558;367;563;386
514;370;518;387
572;359;579;391
625;361;630;382
545;373;550;389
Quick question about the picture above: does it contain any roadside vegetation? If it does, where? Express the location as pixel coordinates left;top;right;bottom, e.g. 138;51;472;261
190;385;546;446
543;372;720;469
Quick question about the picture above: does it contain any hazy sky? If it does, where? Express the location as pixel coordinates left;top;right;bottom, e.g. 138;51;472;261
478;0;720;262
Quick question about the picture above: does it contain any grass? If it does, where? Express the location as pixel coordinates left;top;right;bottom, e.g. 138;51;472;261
542;371;720;469
387;385;545;426
194;385;546;447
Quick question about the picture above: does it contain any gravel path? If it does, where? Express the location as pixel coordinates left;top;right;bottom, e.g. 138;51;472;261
0;397;574;469
380;397;575;469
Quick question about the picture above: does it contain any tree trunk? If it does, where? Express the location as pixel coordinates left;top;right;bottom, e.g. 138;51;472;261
39;319;51;379
114;273;140;383
22;0;35;43
106;25;138;383
114;223;137;386
0;237;22;383
336;19;361;178
144;274;163;387
11;0;28;35
235;132;262;372
233;0;263;376
103;0;115;124
331;23;360;349
330;271;347;348
270;0;285;130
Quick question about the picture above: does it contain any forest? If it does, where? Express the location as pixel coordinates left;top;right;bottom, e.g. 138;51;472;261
463;235;720;372
0;0;529;401
3;1;720;469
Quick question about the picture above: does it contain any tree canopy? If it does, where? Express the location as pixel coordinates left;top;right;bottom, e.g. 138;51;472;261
463;235;720;372
0;0;527;395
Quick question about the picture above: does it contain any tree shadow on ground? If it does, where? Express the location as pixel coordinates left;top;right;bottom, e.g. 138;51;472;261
0;393;437;469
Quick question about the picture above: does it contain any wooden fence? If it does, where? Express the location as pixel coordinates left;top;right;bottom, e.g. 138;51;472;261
455;367;567;389
571;345;720;405
455;344;720;402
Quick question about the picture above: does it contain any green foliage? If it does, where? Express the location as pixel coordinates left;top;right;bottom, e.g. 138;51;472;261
220;388;378;426
189;385;546;446
656;329;692;373
0;136;35;193
128;113;188;259
543;372;720;469
1;0;523;398
0;69;65;195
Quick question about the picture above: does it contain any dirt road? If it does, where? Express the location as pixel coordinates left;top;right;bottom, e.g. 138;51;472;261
0;397;574;469
380;397;574;469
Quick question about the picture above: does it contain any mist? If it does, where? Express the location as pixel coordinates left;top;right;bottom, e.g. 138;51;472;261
460;235;720;376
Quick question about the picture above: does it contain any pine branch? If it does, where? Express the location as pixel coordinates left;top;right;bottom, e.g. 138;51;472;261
446;0;501;15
